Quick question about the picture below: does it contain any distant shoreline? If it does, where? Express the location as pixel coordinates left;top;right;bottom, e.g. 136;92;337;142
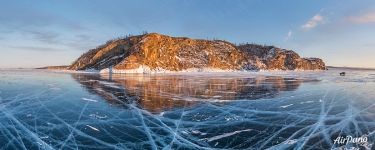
327;66;375;71
35;65;70;70
1;66;374;72
36;65;375;71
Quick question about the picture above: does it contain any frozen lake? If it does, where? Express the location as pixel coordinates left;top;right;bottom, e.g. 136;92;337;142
0;69;375;149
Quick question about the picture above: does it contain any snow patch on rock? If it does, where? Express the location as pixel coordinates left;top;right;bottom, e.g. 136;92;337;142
99;65;252;74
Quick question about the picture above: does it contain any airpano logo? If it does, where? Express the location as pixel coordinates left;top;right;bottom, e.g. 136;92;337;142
333;135;369;149
333;135;368;145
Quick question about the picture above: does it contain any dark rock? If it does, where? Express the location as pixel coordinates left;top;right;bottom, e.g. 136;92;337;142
36;65;70;70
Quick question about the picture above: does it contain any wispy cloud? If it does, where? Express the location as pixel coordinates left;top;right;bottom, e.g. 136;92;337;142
0;8;85;32
0;7;89;49
65;34;99;51
8;46;64;52
25;30;60;44
347;11;375;24
284;30;292;41
301;14;324;30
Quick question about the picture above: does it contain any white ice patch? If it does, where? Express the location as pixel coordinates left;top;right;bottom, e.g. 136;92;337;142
204;129;252;142
285;139;298;144
300;101;314;104
86;125;100;132
100;65;153;74
89;114;108;119
82;98;98;102
191;130;206;135
280;104;293;108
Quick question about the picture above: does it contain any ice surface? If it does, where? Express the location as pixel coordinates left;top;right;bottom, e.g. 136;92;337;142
0;69;375;149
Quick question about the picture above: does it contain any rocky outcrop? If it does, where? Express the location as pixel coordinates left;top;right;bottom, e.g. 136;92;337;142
237;44;326;70
69;33;325;73
69;35;145;70
36;65;70;70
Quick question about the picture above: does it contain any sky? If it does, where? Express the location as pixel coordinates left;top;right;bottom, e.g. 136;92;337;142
1;0;375;68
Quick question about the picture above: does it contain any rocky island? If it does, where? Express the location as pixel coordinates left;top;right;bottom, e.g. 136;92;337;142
65;33;325;73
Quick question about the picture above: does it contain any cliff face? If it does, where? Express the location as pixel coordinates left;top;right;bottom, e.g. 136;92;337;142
69;35;144;70
237;44;326;70
113;33;261;71
69;33;325;72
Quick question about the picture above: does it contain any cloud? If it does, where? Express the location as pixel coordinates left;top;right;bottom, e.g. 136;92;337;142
301;14;324;30
284;30;292;41
8;46;64;52
25;30;60;44
0;8;85;32
65;34;99;51
348;11;375;24
0;7;87;46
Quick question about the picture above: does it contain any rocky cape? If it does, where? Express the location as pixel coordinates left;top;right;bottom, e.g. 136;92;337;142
67;33;325;73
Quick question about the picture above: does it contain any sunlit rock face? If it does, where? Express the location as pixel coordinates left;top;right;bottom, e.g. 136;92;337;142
71;74;304;112
69;33;325;72
237;44;326;70
114;33;258;71
69;35;144;70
